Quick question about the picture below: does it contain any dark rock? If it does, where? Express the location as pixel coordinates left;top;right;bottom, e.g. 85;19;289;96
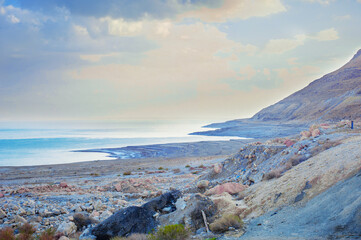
159;193;217;232
303;181;312;190
91;190;181;240
294;191;305;203
73;213;98;231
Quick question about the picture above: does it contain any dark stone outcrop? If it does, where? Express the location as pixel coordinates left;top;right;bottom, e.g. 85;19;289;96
90;190;181;240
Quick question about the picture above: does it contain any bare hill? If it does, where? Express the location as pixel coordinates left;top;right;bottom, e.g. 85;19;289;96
252;49;361;122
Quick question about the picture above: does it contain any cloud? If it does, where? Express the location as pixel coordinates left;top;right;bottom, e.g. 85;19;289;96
334;15;351;21
264;34;307;54
304;0;335;5
13;0;217;20
264;28;339;54
312;28;339;41
180;0;286;22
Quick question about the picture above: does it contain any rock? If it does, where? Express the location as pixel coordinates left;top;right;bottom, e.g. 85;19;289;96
90;211;100;218
79;228;96;240
73;213;98;230
312;128;321;137
57;222;77;236
284;139;295;147
91;190;181;240
59;182;68;188
0;209;7;219
197;180;209;189
60;208;69;215
213;164;223;174
114;183;122;192
93;200;103;211
0;192;4;198
205;182;248;196
39;209;55;217
15;215;27;224
59;236;70;240
158;193;217;232
99;211;112;220
211;192;246;217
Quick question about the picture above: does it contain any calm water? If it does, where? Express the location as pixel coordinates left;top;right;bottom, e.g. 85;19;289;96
0;121;238;166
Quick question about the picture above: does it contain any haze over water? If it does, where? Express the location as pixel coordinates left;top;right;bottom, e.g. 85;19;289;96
0;121;240;166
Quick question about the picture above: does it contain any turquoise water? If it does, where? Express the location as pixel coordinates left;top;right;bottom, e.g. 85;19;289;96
0;122;237;166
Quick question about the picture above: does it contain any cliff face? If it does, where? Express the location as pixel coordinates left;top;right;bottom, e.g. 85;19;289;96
252;49;361;122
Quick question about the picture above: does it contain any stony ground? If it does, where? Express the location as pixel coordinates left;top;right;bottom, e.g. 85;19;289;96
1;121;360;239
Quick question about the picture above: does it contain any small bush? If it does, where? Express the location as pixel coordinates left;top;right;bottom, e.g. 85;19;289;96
38;228;56;240
185;165;190;168
111;233;148;240
158;167;164;170
0;227;15;240
262;169;282;181
149;224;190;240
198;164;205;168
209;214;243;233
18;223;36;240
123;171;132;176
90;173;100;177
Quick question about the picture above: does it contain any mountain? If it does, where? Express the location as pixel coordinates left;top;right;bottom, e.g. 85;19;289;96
252;49;361;122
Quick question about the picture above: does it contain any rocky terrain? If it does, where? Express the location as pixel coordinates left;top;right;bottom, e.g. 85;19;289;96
1;121;360;239
193;49;361;138
253;49;361;122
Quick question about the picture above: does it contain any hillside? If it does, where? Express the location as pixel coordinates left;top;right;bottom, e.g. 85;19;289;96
252;49;361;122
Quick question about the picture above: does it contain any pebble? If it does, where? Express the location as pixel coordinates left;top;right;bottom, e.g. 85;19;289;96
0;209;7;219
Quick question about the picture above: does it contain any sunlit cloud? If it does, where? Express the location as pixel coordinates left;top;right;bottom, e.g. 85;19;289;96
180;0;286;22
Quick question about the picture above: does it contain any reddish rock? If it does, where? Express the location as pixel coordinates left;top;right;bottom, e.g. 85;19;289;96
284;139;295;147
115;183;122;192
59;182;68;188
205;182;248;196
0;192;4;198
312;128;321;137
213;163;223;174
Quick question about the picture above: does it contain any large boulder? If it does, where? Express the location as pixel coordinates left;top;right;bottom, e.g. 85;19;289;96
90;190;181;240
159;193;217;232
205;182;247;196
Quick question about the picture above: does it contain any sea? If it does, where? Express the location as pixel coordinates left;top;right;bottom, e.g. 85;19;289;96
0;121;239;167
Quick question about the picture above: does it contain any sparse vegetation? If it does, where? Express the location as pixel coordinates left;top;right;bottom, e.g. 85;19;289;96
0;227;15;240
185;165;190;168
209;214;243;233
158;167;164;170
310;140;341;156
111;233;149;240
149;224;190;240
0;225;58;240
123;171;132;176
38;228;56;240
90;173;100;177
18;223;36;240
262;169;282;181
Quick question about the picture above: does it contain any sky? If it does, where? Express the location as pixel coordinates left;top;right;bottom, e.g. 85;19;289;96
1;0;361;123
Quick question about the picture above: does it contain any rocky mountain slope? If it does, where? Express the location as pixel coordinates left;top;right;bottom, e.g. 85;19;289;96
252;49;361;122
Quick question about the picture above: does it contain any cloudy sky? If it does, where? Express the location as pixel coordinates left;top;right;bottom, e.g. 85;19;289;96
1;0;360;123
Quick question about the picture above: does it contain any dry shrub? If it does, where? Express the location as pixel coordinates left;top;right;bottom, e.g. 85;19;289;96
18;223;36;240
0;227;15;240
262;169;282;181
288;154;308;167
310;141;341;156
149;224;190;240
172;168;181;174
111;233;149;240
209;214;243;233
123;171;132;176
38;228;56;240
